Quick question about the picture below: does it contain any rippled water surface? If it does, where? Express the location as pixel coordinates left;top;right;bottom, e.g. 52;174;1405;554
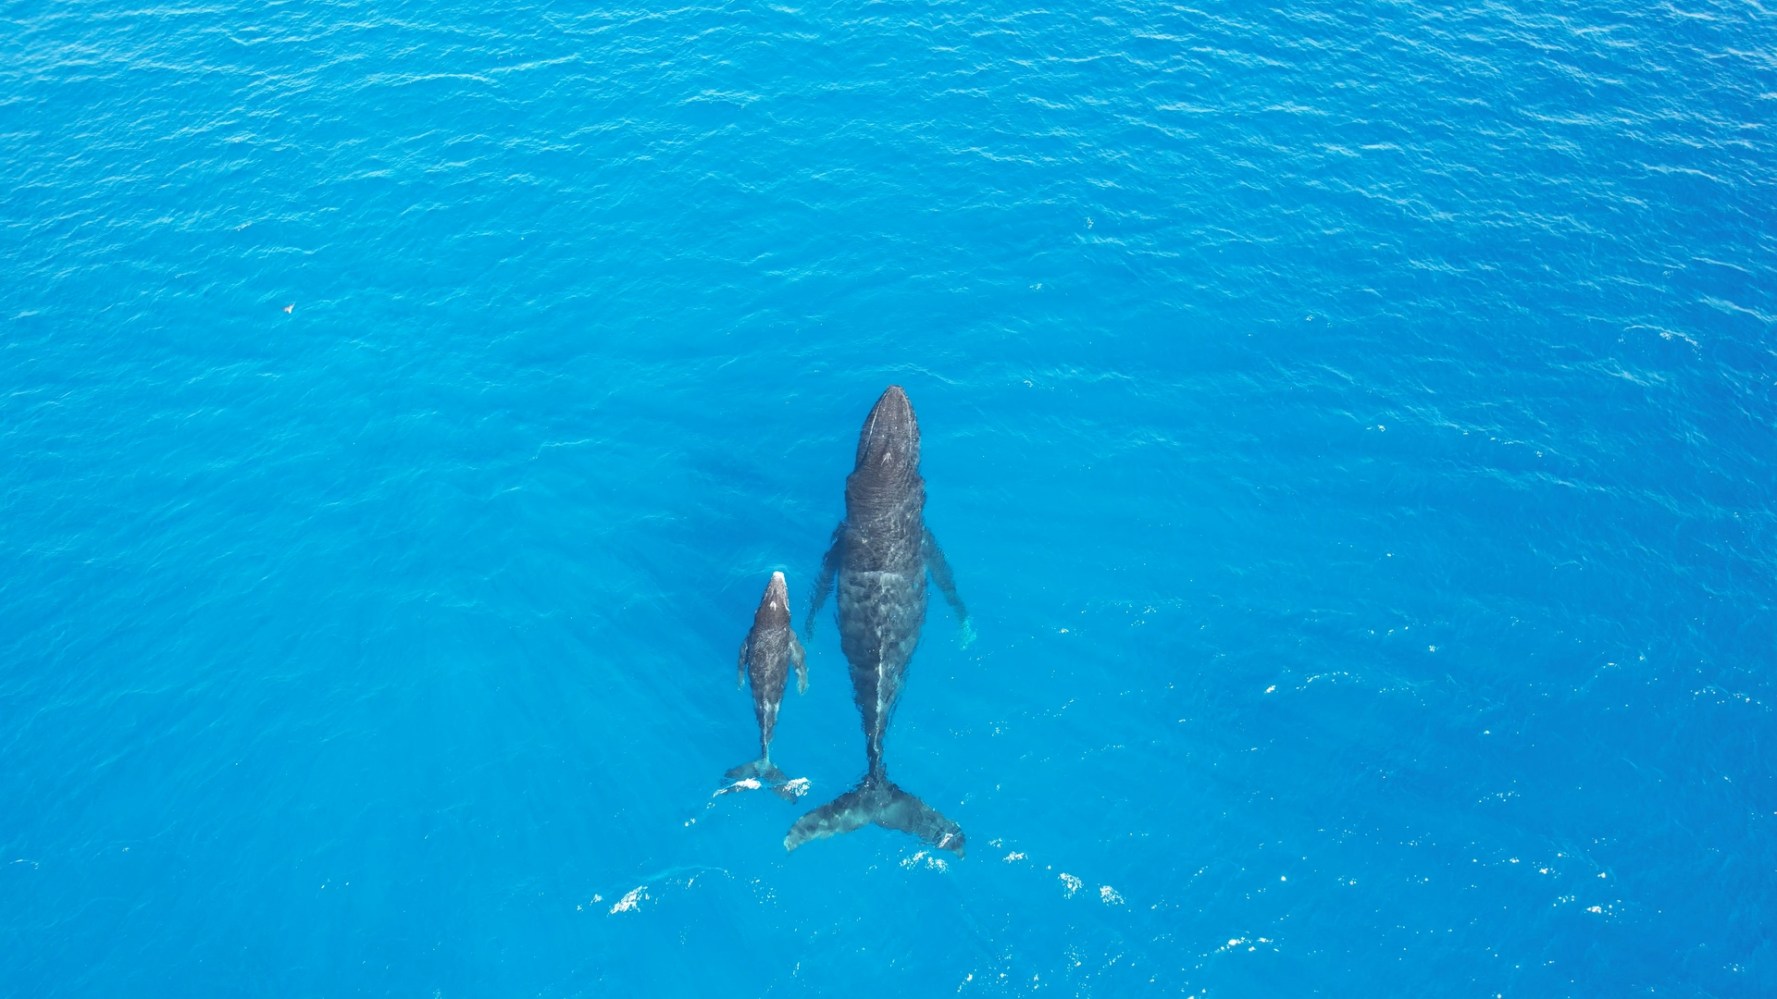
3;1;1773;994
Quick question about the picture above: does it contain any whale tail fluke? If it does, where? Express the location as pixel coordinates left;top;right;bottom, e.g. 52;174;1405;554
722;760;808;802
724;758;786;783
785;774;965;857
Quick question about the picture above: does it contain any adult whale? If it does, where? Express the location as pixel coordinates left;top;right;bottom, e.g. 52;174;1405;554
786;386;971;856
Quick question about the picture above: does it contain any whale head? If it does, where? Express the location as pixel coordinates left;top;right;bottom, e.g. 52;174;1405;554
852;385;920;479
754;570;792;626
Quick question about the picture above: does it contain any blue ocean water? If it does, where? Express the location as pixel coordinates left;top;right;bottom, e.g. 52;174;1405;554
3;0;1774;994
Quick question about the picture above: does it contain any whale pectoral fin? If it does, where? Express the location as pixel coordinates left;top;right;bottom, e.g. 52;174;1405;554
736;638;750;690
924;529;972;646
804;523;844;636
790;633;808;694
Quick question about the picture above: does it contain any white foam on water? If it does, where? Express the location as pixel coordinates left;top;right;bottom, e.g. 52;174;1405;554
609;886;648;914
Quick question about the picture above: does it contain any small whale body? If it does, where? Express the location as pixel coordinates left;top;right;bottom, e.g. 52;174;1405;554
727;571;808;801
788;386;971;856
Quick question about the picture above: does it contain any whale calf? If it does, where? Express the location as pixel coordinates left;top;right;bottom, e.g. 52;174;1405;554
787;386;971;856
727;571;808;799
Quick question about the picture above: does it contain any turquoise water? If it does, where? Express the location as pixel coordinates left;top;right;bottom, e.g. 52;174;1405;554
3;1;1773;994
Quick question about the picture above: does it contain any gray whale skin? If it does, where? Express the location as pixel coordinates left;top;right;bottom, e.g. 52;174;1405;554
787;386;971;856
727;571;807;799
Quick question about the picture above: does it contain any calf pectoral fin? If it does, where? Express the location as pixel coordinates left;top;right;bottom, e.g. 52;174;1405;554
790;633;808;694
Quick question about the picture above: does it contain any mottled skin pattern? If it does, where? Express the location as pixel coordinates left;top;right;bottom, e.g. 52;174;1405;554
787;386;970;856
725;572;810;789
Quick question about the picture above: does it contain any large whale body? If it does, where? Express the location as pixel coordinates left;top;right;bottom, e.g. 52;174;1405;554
786;386;970;856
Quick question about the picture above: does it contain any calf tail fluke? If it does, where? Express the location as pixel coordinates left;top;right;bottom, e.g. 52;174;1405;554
721;759;807;802
724;758;786;784
784;774;965;856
